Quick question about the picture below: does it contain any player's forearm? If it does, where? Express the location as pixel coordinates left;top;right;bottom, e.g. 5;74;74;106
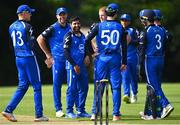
122;42;127;65
122;31;127;65
86;23;98;43
85;41;94;57
64;49;76;66
126;34;131;45
37;35;52;58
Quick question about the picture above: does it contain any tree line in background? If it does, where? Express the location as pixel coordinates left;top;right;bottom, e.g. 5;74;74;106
0;0;180;85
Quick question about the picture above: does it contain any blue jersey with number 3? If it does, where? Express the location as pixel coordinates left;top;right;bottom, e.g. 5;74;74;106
9;20;34;57
145;25;166;56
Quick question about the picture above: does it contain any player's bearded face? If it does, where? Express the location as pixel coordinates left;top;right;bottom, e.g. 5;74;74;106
72;20;81;33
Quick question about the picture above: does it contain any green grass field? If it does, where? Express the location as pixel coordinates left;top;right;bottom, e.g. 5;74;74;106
0;83;180;124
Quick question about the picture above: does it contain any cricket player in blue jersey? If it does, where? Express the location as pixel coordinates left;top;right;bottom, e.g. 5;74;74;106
37;7;71;117
89;6;107;120
86;3;127;121
120;14;139;104
1;5;48;122
63;16;91;118
153;9;173;45
153;9;174;119
138;9;174;120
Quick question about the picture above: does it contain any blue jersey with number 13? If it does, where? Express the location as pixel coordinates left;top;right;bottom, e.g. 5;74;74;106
9;20;34;57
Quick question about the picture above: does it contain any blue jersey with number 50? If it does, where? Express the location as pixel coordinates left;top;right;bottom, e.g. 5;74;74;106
145;25;166;56
9;20;34;57
97;20;124;54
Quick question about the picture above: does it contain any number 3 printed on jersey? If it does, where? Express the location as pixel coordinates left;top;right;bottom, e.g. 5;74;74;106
101;30;119;45
155;34;162;50
11;31;24;46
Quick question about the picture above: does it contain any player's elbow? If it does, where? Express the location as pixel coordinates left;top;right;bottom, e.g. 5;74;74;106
37;35;45;45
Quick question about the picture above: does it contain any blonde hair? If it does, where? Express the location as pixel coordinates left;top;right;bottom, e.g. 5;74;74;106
99;6;106;12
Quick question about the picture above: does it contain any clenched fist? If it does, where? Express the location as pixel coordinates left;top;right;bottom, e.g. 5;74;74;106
45;57;54;68
74;65;80;74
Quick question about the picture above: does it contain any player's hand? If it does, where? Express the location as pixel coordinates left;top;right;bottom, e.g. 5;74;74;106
74;65;80;74
93;45;98;53
92;52;99;58
92;47;99;58
120;64;127;71
126;34;131;45
45;57;54;69
84;56;90;66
